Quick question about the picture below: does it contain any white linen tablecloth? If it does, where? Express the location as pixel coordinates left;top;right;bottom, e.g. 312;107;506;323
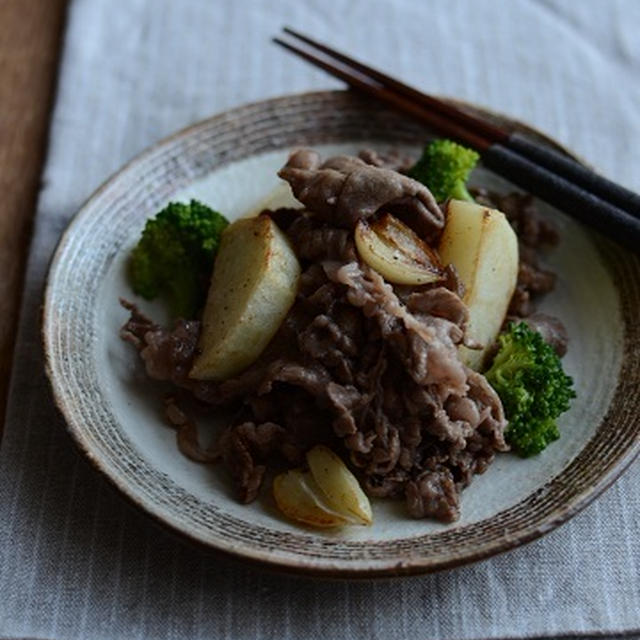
1;1;639;638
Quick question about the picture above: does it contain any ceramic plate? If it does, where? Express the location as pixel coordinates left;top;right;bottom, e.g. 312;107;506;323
43;91;640;577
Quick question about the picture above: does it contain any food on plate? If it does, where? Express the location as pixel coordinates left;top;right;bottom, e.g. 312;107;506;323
128;199;228;318
305;445;372;525
279;148;444;240
354;214;443;285
190;214;301;381
273;469;351;528
438;199;519;370
273;445;372;528
473;188;559;319
408;138;479;203
120;139;574;527
485;322;576;457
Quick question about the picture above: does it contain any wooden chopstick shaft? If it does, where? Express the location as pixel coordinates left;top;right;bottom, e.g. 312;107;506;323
507;133;640;218
274;33;640;251
483;144;640;252
281;28;640;221
272;37;491;150
282;26;508;145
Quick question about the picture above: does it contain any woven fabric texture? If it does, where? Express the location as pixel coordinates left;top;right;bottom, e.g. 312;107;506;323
1;1;639;638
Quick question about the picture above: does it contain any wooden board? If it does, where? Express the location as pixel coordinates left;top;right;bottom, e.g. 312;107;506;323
0;0;68;435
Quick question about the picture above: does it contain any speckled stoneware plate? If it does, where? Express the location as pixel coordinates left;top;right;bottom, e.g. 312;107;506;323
43;90;640;577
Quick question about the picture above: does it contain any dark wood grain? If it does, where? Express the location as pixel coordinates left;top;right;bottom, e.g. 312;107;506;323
0;0;68;435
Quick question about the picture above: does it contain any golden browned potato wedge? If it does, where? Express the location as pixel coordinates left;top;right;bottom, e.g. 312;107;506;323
355;214;443;285
190;214;300;381
438;200;519;371
273;469;350;528
305;445;373;526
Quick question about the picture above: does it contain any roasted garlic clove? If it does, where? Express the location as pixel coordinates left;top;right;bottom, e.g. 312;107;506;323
273;446;373;529
273;469;350;528
355;214;443;285
305;445;373;526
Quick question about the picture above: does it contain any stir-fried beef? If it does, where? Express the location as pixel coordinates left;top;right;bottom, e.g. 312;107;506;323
286;214;357;262
121;149;563;522
163;394;219;464
120;298;200;386
122;250;506;520
216;421;289;503
358;148;414;173
278;149;444;240
521;313;569;357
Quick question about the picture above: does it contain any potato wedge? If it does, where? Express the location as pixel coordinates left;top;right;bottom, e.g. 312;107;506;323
190;214;300;380
273;469;350;528
438;200;519;371
355;214;443;285
306;445;373;525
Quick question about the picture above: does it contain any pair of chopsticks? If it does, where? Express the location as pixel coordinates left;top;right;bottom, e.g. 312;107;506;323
273;28;640;252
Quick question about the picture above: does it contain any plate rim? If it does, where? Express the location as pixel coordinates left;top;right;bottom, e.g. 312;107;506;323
41;89;640;578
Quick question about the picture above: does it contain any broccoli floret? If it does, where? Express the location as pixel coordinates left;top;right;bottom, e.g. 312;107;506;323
408;139;479;202
128;199;228;318
485;322;576;457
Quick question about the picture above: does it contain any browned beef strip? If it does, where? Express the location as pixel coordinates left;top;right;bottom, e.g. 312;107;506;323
278;149;444;240
521;312;569;357
404;287;469;330
286;214;357;263
264;207;303;231
215;421;288;503
358;148;414;173
405;469;460;522
508;253;557;317
120;300;200;386
163;394;218;463
119;298;159;347
507;286;533;318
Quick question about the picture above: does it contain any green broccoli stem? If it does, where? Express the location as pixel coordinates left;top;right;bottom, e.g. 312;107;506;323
449;182;474;202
